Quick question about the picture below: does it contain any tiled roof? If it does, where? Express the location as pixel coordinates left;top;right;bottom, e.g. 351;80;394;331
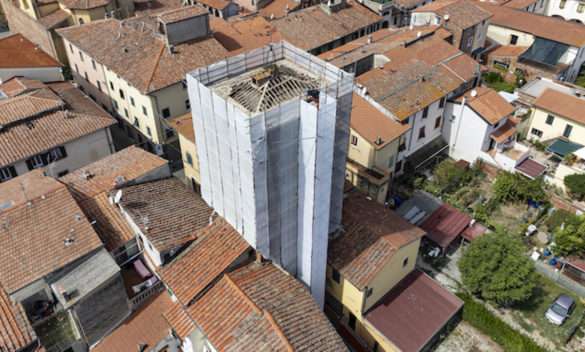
0;34;61;68
0;284;37;352
190;262;347;351
0;171;103;293
158;6;207;23
118;178;213;252
92;292;173;352
515;158;546;179
0;95;115;167
60;146;168;198
163;302;195;339
210;16;281;55
458;86;514;124
328;190;424;290
57;17;229;94
533;88;585;126
490;119;517;143
504;0;539;9
160;218;250;305
414;0;492;30
38;9;71;29
365;270;463;352
351;93;409;149
394;0;426;8
420;204;471;249
168;114;194;143
0;77;46;98
478;3;585;47
77;193;135;251
60;0;111;9
259;0;301;19
197;0;230;9
47;81;111;116
488;44;528;57
272;1;382;51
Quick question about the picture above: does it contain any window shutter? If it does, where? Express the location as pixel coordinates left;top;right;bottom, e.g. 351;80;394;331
26;159;34;170
59;146;68;158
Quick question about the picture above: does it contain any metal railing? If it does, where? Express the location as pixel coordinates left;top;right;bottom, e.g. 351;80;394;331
129;280;164;310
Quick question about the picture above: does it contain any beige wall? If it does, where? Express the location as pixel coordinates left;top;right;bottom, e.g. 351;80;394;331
487;24;535;46
528;107;585;143
348;129;374;167
178;133;200;186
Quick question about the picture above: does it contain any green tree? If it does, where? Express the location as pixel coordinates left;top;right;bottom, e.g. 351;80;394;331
493;172;546;203
564;174;585;201
553;220;585;257
433;160;470;193
459;231;536;307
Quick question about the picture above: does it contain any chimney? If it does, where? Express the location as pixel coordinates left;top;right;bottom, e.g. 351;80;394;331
367;34;372;44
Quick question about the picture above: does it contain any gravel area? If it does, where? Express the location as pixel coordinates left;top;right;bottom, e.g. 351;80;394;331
435;321;503;352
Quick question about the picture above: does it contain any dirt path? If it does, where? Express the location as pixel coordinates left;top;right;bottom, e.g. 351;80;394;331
436;321;503;352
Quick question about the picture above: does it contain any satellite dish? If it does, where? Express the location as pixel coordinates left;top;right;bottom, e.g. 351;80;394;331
113;190;123;204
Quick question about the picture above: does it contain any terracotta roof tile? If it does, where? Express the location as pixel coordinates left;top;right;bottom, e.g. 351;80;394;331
60;146;168;198
92;292;173;352
197;0;230;9
158;5;208;23
351;93;409;149
328;191;425;290
533;88;585;126
420;204;471;248
504;0;539;9
160;218;250;305
58;18;229;94
0;34;61;68
414;0;492;29
272;1;382;51
168;113;194;143
163;302;195;339
490;119;517;143
0;77;47;98
0;93;63;125
117;178;213;252
189;262;347;351
0;284;38;352
210;16;281;55
478;3;585;47
60;0;111;9
259;0;301;19
0;171;103;293
38;9;71;29
458;86;514;124
77;193;135;251
489;44;528;57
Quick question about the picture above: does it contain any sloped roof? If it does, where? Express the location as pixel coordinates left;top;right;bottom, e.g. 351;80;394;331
0;284;38;352
272;1;382;51
60;0;111;10
189;262;348;351
414;0;492;30
0;34;61;68
0;77;47;98
533;88;585;126
350;93;409;149
160;218;250;305
478;3;585;47
117;178;213;252
0;171;103;293
458;86;514;124
58;17;229;94
328;190;424;290
210;16;281;55
158;6;208;24
420;204;471;249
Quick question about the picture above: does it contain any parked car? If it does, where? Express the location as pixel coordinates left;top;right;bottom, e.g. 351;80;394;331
545;294;575;325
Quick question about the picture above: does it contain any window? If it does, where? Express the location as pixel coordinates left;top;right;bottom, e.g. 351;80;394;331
84;72;88;81
130;97;135;106
560;0;566;8
91;59;96;70
388;155;395;168
119;89;125;99
546;114;555;125
186;152;193;166
366;287;373;297
74;64;79;73
57;170;69;177
348;313;357;330
332;269;340;283
79;50;84;62
185;99;190;110
142;105;148;116
439;97;446;108
113;100;119;111
531;128;543;138
78;18;84;25
510;34;518;45
395;160;403;172
22;0;29;9
564;124;573;138
422;106;429;118
418;126;426;140
147;127;152;136
435;116;442;129
579;3;585;13
350;135;358;146
69;43;73;53
373;342;379;352
97;81;102;92
0;166;16;182
402;257;409;267
162;108;171;118
124;108;129;118
26;147;67;170
133;117;140;128
109;81;114;90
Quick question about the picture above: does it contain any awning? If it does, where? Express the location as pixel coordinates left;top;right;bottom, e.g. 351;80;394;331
420;204;471;249
519;38;569;67
515;158;546;179
573;147;585;161
546;139;583;158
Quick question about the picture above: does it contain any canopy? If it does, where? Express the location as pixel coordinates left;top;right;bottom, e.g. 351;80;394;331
547;138;583;158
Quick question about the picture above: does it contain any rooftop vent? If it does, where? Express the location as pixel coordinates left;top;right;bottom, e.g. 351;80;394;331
375;137;383;145
81;170;93;180
114;175;126;187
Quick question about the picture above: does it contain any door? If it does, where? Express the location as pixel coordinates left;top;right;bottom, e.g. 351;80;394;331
563;124;573;138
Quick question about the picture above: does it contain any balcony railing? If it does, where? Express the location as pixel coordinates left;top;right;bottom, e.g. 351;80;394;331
129;280;164;311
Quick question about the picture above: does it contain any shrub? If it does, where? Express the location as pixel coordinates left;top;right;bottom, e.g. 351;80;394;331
459;231;536;307
546;209;580;231
564;174;585;201
493;172;547;203
432;160;473;194
553;220;585;257
457;293;547;352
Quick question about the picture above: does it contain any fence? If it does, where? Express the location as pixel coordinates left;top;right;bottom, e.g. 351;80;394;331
535;261;585;298
129;280;164;311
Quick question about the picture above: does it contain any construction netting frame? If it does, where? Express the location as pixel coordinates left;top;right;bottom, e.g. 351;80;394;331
187;41;353;307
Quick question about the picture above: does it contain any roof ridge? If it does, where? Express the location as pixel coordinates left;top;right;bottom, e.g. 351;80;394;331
263;309;294;352
223;274;263;315
145;44;166;93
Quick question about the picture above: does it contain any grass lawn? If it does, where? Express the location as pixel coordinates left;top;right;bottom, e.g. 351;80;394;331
513;274;585;348
484;80;518;93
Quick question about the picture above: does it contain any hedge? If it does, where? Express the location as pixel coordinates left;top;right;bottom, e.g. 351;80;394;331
456;293;548;352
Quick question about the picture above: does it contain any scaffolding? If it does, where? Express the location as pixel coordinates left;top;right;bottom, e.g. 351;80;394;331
187;41;353;307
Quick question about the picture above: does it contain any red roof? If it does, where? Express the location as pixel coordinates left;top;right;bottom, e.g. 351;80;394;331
568;258;585;272
461;222;488;242
365;270;463;352
420;204;471;249
515;158;546;179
